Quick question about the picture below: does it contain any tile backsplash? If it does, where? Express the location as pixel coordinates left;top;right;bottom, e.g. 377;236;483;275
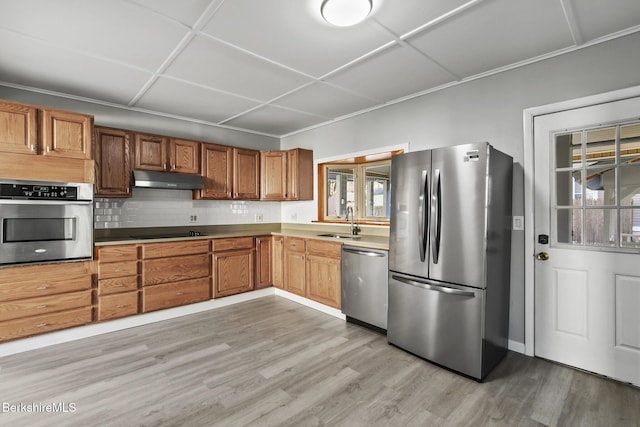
94;188;281;229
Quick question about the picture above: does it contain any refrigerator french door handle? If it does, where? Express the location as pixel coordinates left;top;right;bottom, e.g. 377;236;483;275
391;275;475;297
418;169;429;262
431;169;441;264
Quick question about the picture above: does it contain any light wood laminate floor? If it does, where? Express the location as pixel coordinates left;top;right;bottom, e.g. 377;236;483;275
0;296;639;426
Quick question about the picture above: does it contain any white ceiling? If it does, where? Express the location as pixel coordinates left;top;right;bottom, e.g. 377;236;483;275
0;0;639;138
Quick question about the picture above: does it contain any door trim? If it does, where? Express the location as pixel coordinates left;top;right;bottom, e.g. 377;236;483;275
523;84;640;357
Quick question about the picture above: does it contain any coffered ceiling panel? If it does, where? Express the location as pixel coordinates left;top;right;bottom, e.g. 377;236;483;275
0;29;151;105
571;0;640;42
0;0;188;70
273;82;378;118
223;105;325;136
165;35;311;102
0;0;638;138
326;43;457;103
201;0;394;77
408;0;575;78
135;77;261;123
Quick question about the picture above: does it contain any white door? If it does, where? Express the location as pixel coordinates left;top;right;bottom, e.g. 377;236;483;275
534;96;640;386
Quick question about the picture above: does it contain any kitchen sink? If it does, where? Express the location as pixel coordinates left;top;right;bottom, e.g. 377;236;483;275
317;233;360;240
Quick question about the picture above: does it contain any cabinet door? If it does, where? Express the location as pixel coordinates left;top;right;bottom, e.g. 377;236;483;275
0;100;37;155
261;151;287;200
134;133;167;171
272;235;284;289
233;148;260;199
169;138;200;174
283;237;306;296
198;143;233;199
255;236;272;289
213;249;254;297
306;254;341;309
40;108;93;159
287;148;313;201
94;127;132;197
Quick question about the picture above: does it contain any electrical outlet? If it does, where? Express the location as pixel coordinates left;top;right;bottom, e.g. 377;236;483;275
513;216;524;231
255;214;263;223
291;213;297;222
189;215;197;223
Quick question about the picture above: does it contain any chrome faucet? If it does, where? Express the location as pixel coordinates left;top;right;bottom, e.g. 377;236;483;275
346;206;361;235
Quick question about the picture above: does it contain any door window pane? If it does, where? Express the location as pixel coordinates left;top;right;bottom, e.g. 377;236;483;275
585;209;616;246
620;123;640;162
556;208;581;244
584;167;616;206
621;208;640;248
556;170;581;206
555;133;579;168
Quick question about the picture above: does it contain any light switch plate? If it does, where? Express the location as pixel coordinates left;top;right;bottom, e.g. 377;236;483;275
513;216;524;231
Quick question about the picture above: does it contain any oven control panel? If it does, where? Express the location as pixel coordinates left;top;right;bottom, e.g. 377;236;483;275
0;183;79;200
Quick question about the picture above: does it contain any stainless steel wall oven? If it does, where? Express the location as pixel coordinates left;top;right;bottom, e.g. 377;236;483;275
0;179;93;266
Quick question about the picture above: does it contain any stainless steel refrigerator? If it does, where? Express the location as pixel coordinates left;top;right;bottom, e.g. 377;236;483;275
388;142;512;380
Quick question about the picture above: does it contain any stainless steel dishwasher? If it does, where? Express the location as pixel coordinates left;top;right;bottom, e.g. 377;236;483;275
341;245;389;331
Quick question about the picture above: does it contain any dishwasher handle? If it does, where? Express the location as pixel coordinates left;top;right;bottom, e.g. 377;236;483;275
391;275;475;297
342;247;386;257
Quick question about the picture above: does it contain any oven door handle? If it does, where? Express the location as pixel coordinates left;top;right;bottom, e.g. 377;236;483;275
0;199;92;205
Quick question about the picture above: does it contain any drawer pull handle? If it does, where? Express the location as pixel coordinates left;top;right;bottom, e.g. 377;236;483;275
36;305;47;309
37;323;48;328
36;286;48;290
114;284;125;287
115;269;123;272
176;292;184;296
116;304;126;308
116;253;125;257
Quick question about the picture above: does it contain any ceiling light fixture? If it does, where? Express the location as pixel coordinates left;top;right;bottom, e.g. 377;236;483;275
321;0;373;27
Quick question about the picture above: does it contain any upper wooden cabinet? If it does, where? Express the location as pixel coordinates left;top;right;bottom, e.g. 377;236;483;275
134;132;168;171
94;126;132;197
170;138;200;174
133;133;200;175
0;100;92;160
196;144;260;200
0;100;37;155
234;148;260;200
260;148;313;201
40;108;93;159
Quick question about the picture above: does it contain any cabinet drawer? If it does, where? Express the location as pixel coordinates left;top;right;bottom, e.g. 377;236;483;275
0;307;93;342
99;260;138;279
143;254;210;285
212;237;254;252
0;265;92;303
142;278;210;313
98;275;139;295
0;290;92;322
97;245;138;263
284;236;306;252
97;291;138;321
306;239;341;258
142;240;209;259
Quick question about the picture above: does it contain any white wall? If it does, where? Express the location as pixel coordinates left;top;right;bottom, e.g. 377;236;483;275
281;32;640;345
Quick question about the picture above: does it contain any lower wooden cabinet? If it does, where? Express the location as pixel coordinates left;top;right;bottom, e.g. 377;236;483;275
142;278;210;313
97;291;139;321
305;240;341;309
272;235;284;289
0;261;94;342
283;238;306;297
141;241;211;312
255;236;272;289
95;244;140;322
212;237;255;297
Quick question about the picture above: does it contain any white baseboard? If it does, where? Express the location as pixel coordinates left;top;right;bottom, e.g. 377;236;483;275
508;339;526;354
273;288;346;320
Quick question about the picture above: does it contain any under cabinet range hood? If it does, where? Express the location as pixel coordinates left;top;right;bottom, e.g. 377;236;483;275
133;170;204;190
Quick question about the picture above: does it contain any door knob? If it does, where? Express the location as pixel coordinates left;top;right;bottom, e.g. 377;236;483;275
536;252;550;261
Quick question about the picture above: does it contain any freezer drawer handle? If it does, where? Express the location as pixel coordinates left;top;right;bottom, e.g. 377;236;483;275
342;248;386;257
391;275;475;297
